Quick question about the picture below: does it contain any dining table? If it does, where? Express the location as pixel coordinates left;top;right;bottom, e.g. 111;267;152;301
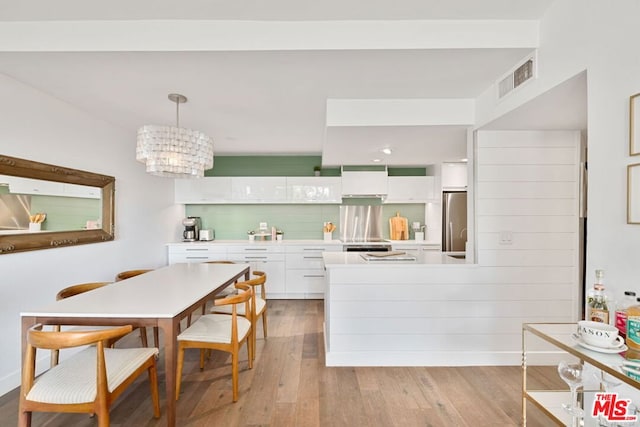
20;262;250;427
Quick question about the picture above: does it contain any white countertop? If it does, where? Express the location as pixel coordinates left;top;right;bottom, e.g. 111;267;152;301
322;251;469;266
167;239;343;245
167;239;439;246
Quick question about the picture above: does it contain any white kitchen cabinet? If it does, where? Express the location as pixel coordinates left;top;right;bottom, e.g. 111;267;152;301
226;245;286;297
441;162;468;190
341;170;388;196
231;177;287;203
174;177;233;204
167;244;228;264
286;177;342;203
391;242;441;254
385;176;435;203
63;183;101;199
285;244;341;298
2;175;65;197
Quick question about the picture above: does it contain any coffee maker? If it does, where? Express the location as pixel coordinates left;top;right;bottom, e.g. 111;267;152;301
182;216;201;242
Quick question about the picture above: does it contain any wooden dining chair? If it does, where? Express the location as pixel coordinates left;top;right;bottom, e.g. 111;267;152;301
184;260;237;326
19;324;160;427
210;271;268;359
51;282;112;367
114;269;157;347
176;282;255;402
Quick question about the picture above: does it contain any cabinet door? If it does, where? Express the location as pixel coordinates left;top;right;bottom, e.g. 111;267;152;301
63;183;101;199
231;177;287;202
286;269;326;297
4;175;65;196
286;177;342;203
385;176;434;202
442;162;468;189
251;260;286;296
341;171;388;196
174;177;232;203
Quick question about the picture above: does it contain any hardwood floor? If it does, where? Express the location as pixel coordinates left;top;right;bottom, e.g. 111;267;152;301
2;300;558;426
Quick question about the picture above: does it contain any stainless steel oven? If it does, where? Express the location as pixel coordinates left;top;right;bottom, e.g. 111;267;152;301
342;243;391;252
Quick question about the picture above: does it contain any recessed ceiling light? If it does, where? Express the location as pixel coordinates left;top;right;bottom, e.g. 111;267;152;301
381;148;392;155
372;159;381;163
461;158;468;162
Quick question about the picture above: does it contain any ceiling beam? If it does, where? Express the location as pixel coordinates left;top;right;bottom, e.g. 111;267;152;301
0;20;539;52
326;98;475;127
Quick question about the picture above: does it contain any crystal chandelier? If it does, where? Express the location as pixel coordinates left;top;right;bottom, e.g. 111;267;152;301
136;93;214;178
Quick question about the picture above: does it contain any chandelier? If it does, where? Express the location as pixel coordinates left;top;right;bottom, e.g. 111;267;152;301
136;93;214;178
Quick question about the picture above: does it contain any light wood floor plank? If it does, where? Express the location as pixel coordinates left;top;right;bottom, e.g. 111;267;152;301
2;299;561;426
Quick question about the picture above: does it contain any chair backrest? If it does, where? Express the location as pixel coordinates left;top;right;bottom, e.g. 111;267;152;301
115;269;153;282
28;323;133;350
56;282;111;301
214;282;254;339
249;271;267;299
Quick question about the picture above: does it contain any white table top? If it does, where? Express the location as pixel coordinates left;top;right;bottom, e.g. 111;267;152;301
21;263;248;319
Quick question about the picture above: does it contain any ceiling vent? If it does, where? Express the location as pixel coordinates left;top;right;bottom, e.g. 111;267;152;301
498;52;537;99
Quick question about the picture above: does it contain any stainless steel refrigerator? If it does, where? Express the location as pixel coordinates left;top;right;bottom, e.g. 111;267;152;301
442;191;467;252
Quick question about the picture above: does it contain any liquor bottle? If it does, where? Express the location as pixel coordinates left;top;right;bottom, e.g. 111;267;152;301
627;298;640;350
587;269;610;323
616;291;637;339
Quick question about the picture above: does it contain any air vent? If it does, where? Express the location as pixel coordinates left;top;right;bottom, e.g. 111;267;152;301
498;53;536;99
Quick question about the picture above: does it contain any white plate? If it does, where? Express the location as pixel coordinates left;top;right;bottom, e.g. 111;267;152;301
571;334;628;353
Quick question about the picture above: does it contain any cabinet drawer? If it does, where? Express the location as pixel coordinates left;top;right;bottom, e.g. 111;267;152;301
227;245;283;254
286;252;325;269
227;252;285;262
284;245;342;253
391;245;421;253
286;269;326;294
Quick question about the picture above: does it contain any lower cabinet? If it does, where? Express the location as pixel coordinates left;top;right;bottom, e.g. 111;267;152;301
167;242;342;299
167;245;227;264
285;244;341;299
226;246;286;298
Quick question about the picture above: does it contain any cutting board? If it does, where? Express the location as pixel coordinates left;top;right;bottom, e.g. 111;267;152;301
389;212;409;240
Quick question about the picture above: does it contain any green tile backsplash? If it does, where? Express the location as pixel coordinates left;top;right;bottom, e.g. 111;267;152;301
31;195;101;232
194;156;427;240
186;203;425;240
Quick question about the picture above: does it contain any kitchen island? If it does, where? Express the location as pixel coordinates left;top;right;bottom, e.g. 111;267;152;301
322;251;575;367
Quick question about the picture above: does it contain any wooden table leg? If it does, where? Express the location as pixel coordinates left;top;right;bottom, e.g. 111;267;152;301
158;317;179;427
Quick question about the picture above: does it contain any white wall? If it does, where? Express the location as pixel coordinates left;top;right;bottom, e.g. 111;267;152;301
476;0;640;302
0;74;182;395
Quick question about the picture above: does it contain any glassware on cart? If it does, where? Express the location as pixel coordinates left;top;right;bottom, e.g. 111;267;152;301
558;360;585;418
593;370;622;427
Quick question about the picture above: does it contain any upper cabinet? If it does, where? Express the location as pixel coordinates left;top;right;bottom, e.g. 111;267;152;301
0;175;100;199
2;175;65;196
441;162;468;190
384;176;435;203
341;170;388;196
175;177;233;204
287;177;342;203
175;176;341;204
231;177;287;202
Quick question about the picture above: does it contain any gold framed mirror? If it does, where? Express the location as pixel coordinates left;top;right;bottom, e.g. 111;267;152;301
0;155;114;254
631;93;640;156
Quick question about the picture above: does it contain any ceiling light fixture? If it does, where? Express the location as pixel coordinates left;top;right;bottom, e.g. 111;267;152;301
381;148;392;155
136;93;214;178
372;158;382;163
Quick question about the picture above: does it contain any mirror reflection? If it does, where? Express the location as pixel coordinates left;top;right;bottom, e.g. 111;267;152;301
0;154;114;254
0;175;102;234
